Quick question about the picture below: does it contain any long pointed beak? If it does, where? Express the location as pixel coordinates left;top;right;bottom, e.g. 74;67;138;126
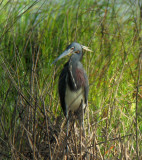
52;49;72;64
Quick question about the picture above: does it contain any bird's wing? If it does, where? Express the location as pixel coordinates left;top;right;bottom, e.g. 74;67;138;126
84;72;89;105
77;62;89;105
58;62;68;116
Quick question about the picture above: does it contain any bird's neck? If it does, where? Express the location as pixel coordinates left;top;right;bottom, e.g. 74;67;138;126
67;59;84;91
67;59;77;90
70;53;82;63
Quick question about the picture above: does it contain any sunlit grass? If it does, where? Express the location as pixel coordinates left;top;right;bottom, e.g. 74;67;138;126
0;0;141;159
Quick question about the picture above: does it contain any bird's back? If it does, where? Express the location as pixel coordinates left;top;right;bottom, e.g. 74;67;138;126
58;61;89;117
58;62;68;116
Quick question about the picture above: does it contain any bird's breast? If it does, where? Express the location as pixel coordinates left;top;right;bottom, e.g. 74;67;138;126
65;84;85;112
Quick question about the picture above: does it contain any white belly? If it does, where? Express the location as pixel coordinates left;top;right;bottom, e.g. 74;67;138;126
65;84;85;112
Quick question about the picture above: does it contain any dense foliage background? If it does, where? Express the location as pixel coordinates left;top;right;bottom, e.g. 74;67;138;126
0;0;141;159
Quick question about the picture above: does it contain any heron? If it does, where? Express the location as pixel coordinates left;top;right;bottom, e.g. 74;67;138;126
52;42;92;156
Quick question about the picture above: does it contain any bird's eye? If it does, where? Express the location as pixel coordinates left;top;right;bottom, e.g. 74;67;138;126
75;50;80;54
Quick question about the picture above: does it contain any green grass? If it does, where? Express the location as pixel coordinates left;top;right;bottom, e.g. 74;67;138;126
0;0;141;159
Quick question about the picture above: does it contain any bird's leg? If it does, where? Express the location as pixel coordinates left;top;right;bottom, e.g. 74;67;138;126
80;100;84;160
81;100;85;137
66;108;69;159
82;101;84;135
67;111;69;137
80;100;87;159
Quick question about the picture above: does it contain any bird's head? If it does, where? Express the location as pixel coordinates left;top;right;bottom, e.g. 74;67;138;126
52;42;92;64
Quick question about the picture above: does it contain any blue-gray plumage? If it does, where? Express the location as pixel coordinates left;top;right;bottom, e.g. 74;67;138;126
52;42;92;157
53;42;89;117
58;47;89;116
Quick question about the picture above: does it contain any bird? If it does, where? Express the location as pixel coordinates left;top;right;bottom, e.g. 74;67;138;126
52;42;92;156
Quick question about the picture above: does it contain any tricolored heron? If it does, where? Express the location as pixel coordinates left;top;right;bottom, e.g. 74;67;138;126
52;42;92;155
